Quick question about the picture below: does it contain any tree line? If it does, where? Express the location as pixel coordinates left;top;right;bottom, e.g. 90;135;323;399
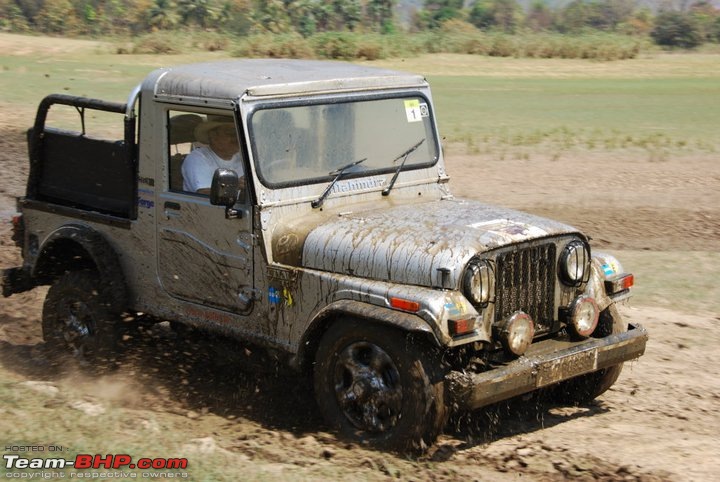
1;0;719;49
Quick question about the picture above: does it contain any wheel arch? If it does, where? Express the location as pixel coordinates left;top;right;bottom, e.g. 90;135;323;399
293;299;441;373
34;224;128;311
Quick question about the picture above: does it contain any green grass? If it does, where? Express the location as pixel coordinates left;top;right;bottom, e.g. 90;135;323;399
2;33;718;154
369;52;720;155
430;76;720;152
0;34;229;109
1;54;147;108
616;251;720;315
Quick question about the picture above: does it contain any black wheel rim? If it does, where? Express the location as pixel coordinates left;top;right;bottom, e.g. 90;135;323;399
332;341;403;433
56;300;96;360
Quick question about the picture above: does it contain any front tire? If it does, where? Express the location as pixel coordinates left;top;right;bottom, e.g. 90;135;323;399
313;319;446;452
42;271;121;368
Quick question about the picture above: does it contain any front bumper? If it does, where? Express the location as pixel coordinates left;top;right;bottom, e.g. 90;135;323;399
446;323;648;411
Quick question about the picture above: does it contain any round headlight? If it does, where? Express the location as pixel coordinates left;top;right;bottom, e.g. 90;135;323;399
560;240;589;286
463;259;494;306
498;311;535;357
568;295;599;338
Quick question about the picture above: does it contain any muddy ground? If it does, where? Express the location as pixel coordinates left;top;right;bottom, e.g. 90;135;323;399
1;110;719;481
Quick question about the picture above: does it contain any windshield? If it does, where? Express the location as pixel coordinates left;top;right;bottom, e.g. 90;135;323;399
249;96;439;187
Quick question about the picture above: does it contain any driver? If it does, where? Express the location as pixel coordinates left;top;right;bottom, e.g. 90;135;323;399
182;115;244;195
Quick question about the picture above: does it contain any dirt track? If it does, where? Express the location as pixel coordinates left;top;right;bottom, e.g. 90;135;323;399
1;111;719;480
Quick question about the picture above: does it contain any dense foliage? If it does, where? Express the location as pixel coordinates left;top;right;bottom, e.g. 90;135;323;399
1;0;719;54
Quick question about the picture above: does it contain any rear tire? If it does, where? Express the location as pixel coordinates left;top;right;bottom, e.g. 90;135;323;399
313;319;446;452
42;271;121;369
553;304;625;404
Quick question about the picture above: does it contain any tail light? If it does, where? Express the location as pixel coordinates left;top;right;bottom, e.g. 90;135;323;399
11;214;24;247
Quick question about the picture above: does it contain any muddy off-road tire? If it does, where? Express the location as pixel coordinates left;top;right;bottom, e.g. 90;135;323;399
42;271;122;368
553;305;625;405
313;320;446;452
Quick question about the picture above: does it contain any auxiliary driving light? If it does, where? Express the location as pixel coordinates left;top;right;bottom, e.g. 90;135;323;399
568;295;600;338
498;311;535;357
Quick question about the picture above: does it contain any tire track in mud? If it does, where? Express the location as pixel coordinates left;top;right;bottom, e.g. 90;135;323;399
0;296;677;481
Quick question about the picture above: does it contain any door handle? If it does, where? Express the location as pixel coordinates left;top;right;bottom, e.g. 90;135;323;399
164;201;181;219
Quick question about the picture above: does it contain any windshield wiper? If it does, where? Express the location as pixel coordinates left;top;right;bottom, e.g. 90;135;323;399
311;158;367;208
382;138;425;197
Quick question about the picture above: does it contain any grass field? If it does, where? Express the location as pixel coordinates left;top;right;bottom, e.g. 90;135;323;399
2;34;719;155
431;76;719;148
1;38;717;174
372;54;720;156
618;250;720;315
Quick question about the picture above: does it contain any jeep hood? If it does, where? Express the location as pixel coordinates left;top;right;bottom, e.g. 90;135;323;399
282;198;580;289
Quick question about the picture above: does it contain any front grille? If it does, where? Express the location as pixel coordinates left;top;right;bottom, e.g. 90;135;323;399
495;243;556;334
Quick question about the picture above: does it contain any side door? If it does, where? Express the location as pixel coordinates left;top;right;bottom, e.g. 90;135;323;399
156;108;254;314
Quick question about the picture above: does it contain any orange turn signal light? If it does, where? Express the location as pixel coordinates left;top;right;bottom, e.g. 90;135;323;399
605;273;634;294
390;297;420;313
448;318;475;336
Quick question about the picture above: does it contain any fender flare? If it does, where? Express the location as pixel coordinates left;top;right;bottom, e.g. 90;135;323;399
587;252;627;312
293;299;443;371
34;224;128;312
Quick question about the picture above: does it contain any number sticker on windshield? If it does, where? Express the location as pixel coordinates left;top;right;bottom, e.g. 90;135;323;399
404;99;422;123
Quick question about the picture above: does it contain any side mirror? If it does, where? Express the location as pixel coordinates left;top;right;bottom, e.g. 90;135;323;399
210;168;241;219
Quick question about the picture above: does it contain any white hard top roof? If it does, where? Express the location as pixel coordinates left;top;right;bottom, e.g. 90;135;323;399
146;59;427;101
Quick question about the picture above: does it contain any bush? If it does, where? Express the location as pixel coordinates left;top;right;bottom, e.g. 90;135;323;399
439;19;480;34
234;34;314;59
355;38;384;60
409;31;644;60
0;3;31;33
195;33;231;52
128;29;644;62
711;16;720;43
131;31;182;54
488;33;517;57
460;35;492;55
311;32;359;60
651;12;704;49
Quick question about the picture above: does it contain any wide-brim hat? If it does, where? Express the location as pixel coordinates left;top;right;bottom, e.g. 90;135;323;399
194;115;235;144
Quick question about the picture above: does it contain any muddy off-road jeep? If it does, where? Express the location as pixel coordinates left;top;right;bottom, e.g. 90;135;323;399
3;60;647;450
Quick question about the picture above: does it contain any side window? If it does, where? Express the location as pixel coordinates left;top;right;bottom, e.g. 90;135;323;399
167;110;245;197
167;111;203;192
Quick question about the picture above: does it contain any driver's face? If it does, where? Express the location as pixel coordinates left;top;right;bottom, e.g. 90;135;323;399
208;125;239;160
